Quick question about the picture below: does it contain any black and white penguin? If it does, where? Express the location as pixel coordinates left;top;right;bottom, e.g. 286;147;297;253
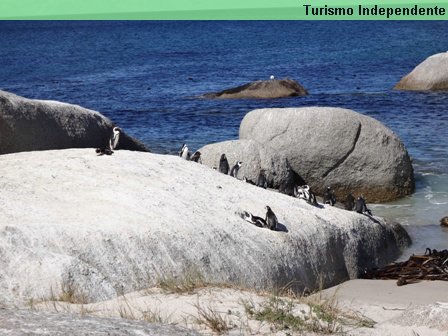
323;186;336;206
95;147;113;156
229;161;242;178
190;151;202;163
179;143;190;160
257;170;268;189
241;211;267;228
295;185;318;206
219;154;229;174
109;127;121;151
344;193;355;211
307;186;318;206
265;206;278;231
355;195;372;215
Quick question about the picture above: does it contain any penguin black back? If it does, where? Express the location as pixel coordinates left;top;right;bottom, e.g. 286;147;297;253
219;154;230;174
265;206;278;231
323;186;336;206
257;170;268;189
355;196;365;213
190;151;202;163
344;193;355;210
355;196;372;215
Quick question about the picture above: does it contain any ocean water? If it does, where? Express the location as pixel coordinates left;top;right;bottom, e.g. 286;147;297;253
0;21;447;257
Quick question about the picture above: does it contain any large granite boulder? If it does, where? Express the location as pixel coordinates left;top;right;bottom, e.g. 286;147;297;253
240;107;415;202
201;107;414;202
394;52;448;91
0;90;148;154
202;78;308;99
0;149;410;307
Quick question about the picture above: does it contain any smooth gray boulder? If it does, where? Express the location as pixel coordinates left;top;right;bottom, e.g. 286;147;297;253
202;78;308;99
0;309;199;336
0;90;148;154
232;107;413;202
0;149;410;307
394;52;448;91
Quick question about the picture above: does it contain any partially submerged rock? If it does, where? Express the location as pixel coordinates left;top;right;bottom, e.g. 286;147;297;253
203;78;308;99
0;90;148;154
201;107;414;202
440;216;448;227
0;149;410;306
394;52;448;91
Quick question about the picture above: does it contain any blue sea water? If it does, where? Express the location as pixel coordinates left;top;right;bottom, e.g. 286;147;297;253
0;21;447;257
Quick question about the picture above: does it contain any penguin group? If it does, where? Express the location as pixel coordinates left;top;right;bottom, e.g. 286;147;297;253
335;191;373;215
173;145;375;232
95;126;121;156
178;143;202;164
289;181;373;217
241;205;278;231
214;153;244;180
210;152;375;223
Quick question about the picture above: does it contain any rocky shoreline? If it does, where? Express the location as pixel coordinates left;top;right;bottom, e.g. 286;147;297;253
1;88;445;335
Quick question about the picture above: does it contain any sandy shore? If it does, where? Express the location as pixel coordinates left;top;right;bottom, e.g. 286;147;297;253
30;279;448;335
321;279;448;335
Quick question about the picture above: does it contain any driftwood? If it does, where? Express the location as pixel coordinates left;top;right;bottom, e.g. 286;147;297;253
361;249;448;286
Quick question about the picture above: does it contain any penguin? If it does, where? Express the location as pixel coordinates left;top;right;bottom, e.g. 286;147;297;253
190;151;202;163
323;186;336;206
279;165;296;196
229;161;242;178
109;127;121;151
179;143;190;160
295;185;318;206
355;195;372;215
440;216;448;227
307;186;318;206
257;170;268;189
294;185;305;199
95;147;113;156
344;193;355;211
240;211;267;228
265;206;278;231
219;154;229;174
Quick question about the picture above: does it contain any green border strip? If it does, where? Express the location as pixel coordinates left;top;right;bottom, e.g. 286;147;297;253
0;1;447;19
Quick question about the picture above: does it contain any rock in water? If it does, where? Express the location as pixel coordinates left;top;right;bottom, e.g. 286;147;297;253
0;149;410;306
0;90;149;154
237;107;413;202
440;216;448;227
394;52;448;91
203;78;308;99
201;107;414;202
